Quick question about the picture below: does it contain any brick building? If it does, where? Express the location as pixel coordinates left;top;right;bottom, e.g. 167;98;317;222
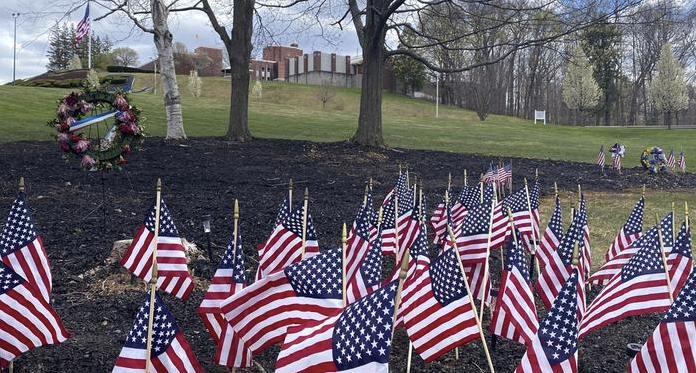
140;46;224;77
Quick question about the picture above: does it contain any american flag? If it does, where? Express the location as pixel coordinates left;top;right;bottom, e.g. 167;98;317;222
380;173;412;255
667;222;692;299
255;202;320;281
401;246;480;361
501;182;540;244
75;2;90;45
535;208;583;310
604;196;644;263
274;280;398;372
345;204;373;285
0;191;52;303
516;269;581;373
679;151;686;171
667;149;676;168
588;213;672;287
490;229;538;345
498;162;512;187
197;231;251;368
394;201;422;266
430;191;450;245
113;291;203;373
482;164;498;185
221;248;343;357
628;268;696;372
345;228;383;304
576;195;592;280
597;145;606;168
458;185;481;210
537;195;563;270
579;233;672;339
0;262;68;367
120;201;194;300
612;153;622;171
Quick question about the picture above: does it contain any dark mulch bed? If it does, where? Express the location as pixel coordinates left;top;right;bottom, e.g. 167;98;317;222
0;137;692;372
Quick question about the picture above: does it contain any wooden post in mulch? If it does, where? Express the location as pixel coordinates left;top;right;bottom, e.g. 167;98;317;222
464;169;468;187
288;179;293;211
145;178;162;373
448;227;496;373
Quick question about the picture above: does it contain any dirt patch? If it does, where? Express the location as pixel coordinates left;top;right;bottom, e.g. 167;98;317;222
0;137;692;372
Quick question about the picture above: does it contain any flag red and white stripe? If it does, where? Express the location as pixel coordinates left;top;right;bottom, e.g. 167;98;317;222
120;201;194;300
0;192;53;304
221;249;343;357
537;195;562;269
0;263;69;367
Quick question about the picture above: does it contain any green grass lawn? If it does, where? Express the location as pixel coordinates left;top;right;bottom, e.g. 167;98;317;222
2;73;695;164
543;189;696;268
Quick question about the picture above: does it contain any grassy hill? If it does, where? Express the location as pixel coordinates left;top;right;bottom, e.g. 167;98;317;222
2;73;695;164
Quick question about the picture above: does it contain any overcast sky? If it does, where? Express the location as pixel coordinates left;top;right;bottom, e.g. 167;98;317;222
0;0;361;83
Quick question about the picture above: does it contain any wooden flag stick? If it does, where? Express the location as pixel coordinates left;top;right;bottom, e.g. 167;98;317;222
671;202;676;241
686;202;690;231
145;178;163;373
478;182;497;322
655;213;675;303
524;178;541;278
554;181;559;197
448;172;452;191
341;223;348;307
301;188;309;259
642;184;646;198
577;184;582;205
391;245;411;337
479;181;484;204
288;178;293;211
448;227;496;373
464;169;468;187
377;207;383;235
233;199;239;260
394;190;401;267
18;177;25;193
363;183;369;206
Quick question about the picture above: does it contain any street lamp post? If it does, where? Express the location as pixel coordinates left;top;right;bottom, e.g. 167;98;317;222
435;72;439;119
12;12;20;86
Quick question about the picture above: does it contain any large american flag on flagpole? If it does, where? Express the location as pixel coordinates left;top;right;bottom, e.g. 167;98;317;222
579;233;672;339
255;202;320;281
401;246;480;361
588;213;672;287
628;268;696;372
490;228;538;345
0;262;69;367
197;230;251;368
113;291;203;372
221;248;344;357
516;269;582;373
0;191;52;304
75;2;90;45
537;195;563;269
274;280;399;373
604;196;644;262
120;201;195;300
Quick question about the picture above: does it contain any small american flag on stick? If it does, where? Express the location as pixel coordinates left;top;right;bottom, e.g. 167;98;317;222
679;151;686;172
667;149;676;168
113;291;203;372
0;262;69;367
120;200;194;300
628;267;696;372
0;190;52;303
597;145;606;171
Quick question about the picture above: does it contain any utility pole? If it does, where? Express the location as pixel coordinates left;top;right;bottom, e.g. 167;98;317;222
435;73;439;118
12;12;20;86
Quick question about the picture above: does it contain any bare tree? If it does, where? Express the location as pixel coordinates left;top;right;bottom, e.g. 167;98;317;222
336;0;643;146
316;80;336;109
95;0;190;141
112;47;139;66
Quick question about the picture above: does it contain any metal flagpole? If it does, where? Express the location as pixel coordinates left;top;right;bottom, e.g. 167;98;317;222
12;12;20;86
87;0;92;69
435;73;439;119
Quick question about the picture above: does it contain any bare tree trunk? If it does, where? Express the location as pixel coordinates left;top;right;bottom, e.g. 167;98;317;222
226;0;254;142
151;0;186;141
666;111;672;130
352;40;385;146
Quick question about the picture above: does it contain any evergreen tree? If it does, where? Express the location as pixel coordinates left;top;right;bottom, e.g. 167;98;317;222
650;43;689;129
46;23;74;71
582;21;622;126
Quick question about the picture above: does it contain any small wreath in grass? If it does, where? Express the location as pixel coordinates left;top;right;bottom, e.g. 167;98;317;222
640;146;668;174
48;89;145;171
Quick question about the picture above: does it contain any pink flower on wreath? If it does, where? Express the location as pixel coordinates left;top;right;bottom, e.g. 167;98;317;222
55;122;70;133
58;103;70;116
74;139;91;154
121;144;131;155
64;93;79;107
119;122;139;135
113;95;129;111
79;101;94;114
118;110;135;123
57;133;71;152
81;155;97;169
